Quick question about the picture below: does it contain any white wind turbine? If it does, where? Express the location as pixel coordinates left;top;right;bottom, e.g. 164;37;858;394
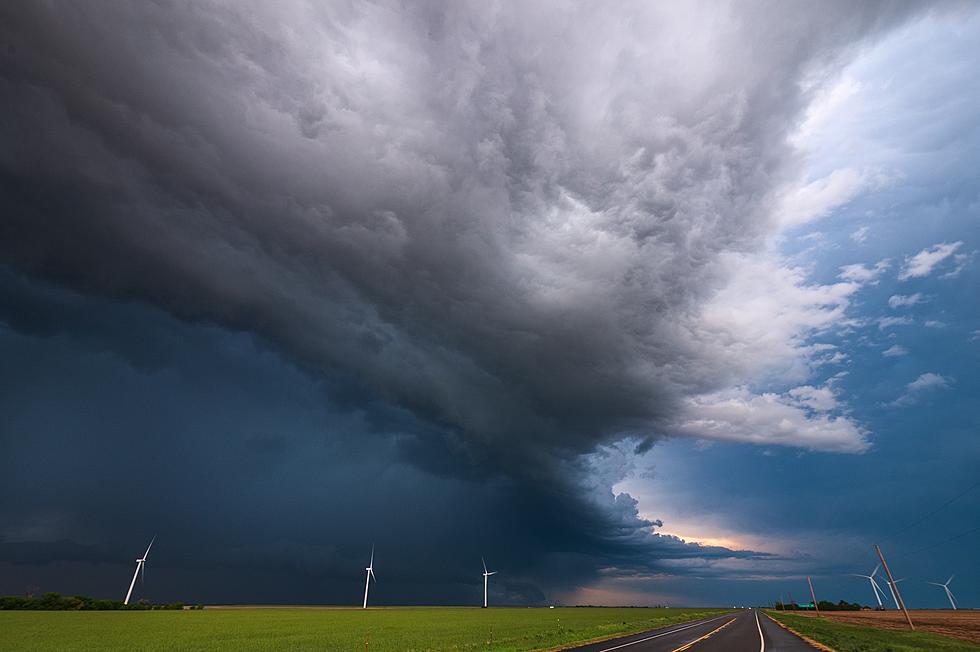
927;575;957;610
850;564;886;609
362;545;376;609
884;577;905;610
124;536;155;606
481;557;497;608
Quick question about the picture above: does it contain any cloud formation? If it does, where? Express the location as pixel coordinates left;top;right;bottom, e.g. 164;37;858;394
898;242;963;279
0;0;940;601
888;293;925;308
886;372;952;407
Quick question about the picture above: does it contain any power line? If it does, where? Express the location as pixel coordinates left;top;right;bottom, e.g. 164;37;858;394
892;524;980;561
886;476;980;540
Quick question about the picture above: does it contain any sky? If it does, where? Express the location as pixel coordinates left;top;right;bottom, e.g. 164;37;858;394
0;1;977;608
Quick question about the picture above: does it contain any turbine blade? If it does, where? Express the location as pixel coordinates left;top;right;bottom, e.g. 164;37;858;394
946;575;954;586
370;568;376;582
871;564;880;577
140;561;145;584
370;544;374;567
144;536;156;559
482;557;487;574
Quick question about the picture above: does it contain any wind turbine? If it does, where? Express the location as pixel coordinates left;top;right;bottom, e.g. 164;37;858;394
927;575;957;610
362;545;376;609
124;536;155;606
884;577;905;610
850;564;886;610
481;557;497;608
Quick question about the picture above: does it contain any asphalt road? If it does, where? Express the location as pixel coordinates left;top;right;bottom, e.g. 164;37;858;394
566;609;821;652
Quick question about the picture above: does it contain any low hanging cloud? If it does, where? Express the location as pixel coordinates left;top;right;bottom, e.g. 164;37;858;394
669;386;868;453
898;241;963;279
0;0;938;597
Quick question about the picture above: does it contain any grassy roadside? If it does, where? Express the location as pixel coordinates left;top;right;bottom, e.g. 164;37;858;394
0;606;728;652
766;611;980;652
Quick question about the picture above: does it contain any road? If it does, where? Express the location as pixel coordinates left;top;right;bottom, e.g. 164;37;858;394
566;609;821;652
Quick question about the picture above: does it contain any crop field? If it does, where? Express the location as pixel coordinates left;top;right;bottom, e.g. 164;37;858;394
812;609;980;645
768;610;980;651
0;606;728;652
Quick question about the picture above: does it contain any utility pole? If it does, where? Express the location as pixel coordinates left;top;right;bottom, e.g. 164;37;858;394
875;544;914;631
807;577;820;616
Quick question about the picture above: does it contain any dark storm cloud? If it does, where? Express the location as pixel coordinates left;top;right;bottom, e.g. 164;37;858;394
0;1;936;601
0;271;762;603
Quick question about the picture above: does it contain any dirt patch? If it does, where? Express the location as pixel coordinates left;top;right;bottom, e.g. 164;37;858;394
792;610;980;645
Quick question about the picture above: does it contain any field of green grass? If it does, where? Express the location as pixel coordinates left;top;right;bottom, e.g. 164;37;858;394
0;606;728;651
767;611;980;652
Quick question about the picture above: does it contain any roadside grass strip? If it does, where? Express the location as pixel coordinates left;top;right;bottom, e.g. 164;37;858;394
767;611;980;652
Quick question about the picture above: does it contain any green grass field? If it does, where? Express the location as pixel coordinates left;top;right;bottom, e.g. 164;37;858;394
0;606;728;651
767;611;980;652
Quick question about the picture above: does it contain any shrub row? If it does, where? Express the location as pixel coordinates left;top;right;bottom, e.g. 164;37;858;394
0;593;198;610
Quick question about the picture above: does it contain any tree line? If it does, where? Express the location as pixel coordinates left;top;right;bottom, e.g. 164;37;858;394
0;593;203;610
774;599;864;611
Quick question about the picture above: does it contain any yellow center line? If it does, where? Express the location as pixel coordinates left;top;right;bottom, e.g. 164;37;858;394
669;617;737;652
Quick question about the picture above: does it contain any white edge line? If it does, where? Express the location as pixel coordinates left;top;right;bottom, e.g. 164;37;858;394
755;609;765;652
597;613;735;652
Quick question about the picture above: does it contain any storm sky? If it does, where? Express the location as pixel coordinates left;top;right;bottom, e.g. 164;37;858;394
1;1;977;608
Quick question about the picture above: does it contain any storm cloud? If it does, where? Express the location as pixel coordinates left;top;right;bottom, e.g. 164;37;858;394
0;1;944;603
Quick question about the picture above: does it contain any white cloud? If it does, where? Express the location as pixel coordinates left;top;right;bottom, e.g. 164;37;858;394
886;372;952;407
887;293;924;308
877;316;913;330
851;225;870;243
924;320;946;328
791;75;863;149
882;344;908;357
787;385;839;412
898;242;963;280
670;387;868;453
695;253;861;387
778;168;887;229
839;259;890;283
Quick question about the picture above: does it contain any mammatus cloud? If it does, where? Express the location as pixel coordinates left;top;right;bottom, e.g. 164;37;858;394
898;241;963;279
886;372;952;408
0;0;936;597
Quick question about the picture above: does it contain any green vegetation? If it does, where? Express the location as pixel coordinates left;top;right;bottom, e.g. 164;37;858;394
767;611;980;652
0;606;727;652
0;592;189;611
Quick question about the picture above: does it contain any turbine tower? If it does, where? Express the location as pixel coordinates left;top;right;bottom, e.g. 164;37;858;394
927;575;957;610
850;564;886;610
124;536;155;606
362;545;376;609
481;557;497;608
884;577;904;610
